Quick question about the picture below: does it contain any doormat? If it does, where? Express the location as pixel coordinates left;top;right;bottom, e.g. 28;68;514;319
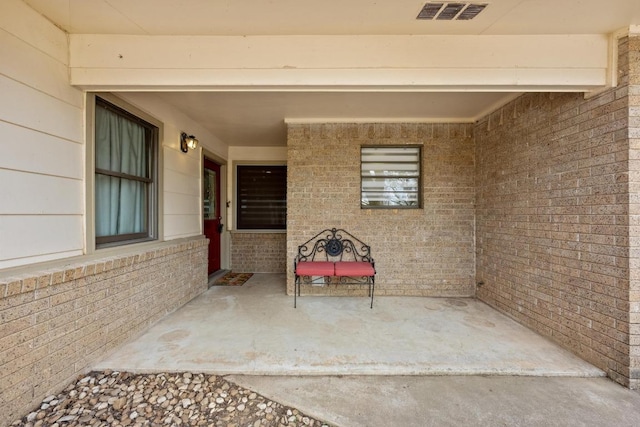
213;272;253;286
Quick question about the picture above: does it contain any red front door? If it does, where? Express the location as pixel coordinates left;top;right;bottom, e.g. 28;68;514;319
203;158;222;274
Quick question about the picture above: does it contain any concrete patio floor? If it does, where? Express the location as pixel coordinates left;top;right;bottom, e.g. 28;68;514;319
95;273;601;377
228;375;640;427
93;273;640;426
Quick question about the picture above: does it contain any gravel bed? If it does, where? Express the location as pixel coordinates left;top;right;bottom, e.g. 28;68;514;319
11;371;331;427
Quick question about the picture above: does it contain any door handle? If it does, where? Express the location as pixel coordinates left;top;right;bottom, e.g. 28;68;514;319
217;223;224;233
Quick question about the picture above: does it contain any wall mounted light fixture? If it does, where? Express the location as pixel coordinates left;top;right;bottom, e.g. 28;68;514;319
180;132;199;153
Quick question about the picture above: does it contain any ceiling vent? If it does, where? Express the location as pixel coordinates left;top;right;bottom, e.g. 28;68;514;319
417;2;487;20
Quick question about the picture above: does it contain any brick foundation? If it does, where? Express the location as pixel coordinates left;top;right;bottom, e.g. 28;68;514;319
0;236;208;425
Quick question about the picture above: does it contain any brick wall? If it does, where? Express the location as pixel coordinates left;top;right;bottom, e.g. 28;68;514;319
287;123;475;297
475;37;634;387
230;232;287;273
628;34;640;388
0;236;208;425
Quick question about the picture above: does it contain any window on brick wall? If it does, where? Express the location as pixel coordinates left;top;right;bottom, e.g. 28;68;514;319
361;146;422;208
236;165;287;229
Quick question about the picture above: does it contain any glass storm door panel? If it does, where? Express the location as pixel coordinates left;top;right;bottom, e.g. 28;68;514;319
204;158;222;274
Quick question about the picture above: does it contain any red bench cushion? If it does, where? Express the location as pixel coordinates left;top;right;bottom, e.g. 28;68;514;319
296;261;335;276
334;261;375;277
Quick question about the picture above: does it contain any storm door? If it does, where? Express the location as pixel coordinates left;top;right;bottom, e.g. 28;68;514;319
203;158;222;274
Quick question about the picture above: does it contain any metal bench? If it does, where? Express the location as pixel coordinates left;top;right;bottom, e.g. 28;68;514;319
293;228;376;308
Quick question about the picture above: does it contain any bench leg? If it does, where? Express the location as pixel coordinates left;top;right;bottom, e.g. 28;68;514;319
294;275;298;308
370;276;375;309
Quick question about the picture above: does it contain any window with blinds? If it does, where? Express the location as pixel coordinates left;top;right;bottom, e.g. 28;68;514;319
237;165;287;229
361;146;421;208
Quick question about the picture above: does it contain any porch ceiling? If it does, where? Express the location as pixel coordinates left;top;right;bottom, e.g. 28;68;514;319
146;91;518;147
23;0;640;147
22;0;640;36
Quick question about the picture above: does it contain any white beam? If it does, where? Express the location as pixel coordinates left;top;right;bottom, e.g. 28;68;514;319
69;34;610;91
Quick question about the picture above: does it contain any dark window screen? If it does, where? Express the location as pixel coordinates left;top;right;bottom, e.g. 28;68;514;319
237;165;286;229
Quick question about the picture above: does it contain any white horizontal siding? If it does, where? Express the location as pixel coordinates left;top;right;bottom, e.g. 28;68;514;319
164;214;201;240
162;144;202;239
0;249;83;271
0;215;83;263
0;30;82;107
0;121;82;179
164;166;201;197
164;193;200;216
0;76;83;143
164;147;201;178
0;0;68;64
0;170;83;215
0;1;84;269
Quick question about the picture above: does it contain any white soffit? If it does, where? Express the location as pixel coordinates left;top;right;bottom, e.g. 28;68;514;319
22;0;640;36
148;91;519;147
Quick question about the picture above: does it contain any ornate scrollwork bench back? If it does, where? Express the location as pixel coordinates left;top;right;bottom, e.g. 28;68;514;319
297;228;373;263
294;228;376;308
